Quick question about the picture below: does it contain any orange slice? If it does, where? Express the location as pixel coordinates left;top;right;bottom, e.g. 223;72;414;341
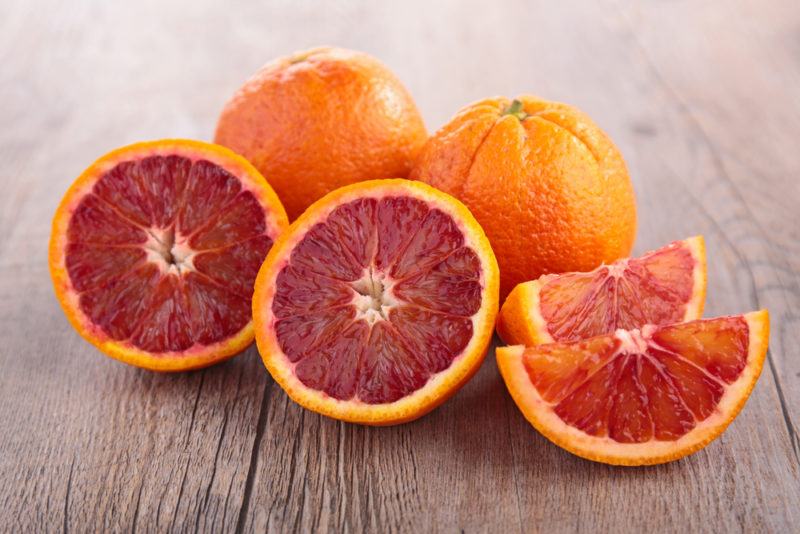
498;236;706;345
497;311;769;465
49;139;288;371
253;179;499;424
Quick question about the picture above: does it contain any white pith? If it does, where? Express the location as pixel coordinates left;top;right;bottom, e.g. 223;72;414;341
350;267;399;325
615;327;650;354
143;227;197;275
605;260;628;278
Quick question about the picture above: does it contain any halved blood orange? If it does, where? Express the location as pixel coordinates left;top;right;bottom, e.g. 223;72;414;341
497;311;769;465
497;236;706;345
49;139;288;371
253;179;499;425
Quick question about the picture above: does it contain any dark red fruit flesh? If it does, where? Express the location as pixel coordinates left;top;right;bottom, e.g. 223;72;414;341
539;241;696;342
65;155;273;353
523;316;749;443
271;196;483;404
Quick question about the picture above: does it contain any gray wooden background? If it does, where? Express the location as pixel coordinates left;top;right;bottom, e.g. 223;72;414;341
1;0;798;532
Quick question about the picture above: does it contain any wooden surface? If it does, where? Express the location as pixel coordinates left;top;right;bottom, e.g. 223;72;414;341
1;0;798;531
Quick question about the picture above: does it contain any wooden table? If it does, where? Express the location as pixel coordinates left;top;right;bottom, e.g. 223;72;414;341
2;0;798;531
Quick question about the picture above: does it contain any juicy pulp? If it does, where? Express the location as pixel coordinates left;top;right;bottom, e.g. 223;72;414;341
271;196;484;404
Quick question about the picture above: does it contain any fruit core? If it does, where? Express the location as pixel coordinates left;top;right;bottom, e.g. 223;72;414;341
144;227;194;274
271;195;483;404
351;267;398;325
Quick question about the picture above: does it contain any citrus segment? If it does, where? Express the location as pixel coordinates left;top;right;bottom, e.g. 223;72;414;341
50;140;288;371
253;179;499;424
497;310;769;465
497;236;706;345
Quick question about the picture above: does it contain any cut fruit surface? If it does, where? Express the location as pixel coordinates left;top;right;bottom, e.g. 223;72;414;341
253;179;499;424
497;236;706;346
50;139;288;371
497;311;769;465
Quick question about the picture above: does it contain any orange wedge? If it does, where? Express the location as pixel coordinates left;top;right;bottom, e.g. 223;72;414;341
497;311;769;465
498;236;706;345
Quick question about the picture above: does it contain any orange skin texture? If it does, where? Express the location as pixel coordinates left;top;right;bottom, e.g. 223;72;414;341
410;96;637;299
215;46;428;221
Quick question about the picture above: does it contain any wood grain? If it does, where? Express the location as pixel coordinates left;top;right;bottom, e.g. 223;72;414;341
1;0;798;532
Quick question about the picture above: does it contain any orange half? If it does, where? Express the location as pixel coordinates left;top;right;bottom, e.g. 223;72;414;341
497;311;769;465
253;179;499;425
498;236;706;345
50;139;288;371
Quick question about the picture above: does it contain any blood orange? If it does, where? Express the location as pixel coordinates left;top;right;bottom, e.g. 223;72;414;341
252;179;499;424
497;311;769;465
497;236;706;345
49;139;288;371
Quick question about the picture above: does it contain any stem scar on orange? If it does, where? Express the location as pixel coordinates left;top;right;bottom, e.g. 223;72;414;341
252;179;499;425
49;139;288;371
411;95;637;299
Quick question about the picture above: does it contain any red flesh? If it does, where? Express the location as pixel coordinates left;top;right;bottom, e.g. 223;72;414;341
65;155;273;354
539;241;697;342
523;316;749;443
271;197;483;404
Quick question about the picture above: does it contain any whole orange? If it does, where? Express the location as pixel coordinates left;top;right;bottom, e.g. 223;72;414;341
410;96;637;299
215;46;427;220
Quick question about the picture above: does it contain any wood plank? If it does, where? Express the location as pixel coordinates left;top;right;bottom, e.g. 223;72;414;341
0;0;797;531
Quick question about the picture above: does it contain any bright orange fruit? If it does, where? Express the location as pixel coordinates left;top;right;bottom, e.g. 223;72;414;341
252;179;499;424
411;95;637;299
497;311;769;465
49;140;288;371
497;236;706;345
215;46;428;221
